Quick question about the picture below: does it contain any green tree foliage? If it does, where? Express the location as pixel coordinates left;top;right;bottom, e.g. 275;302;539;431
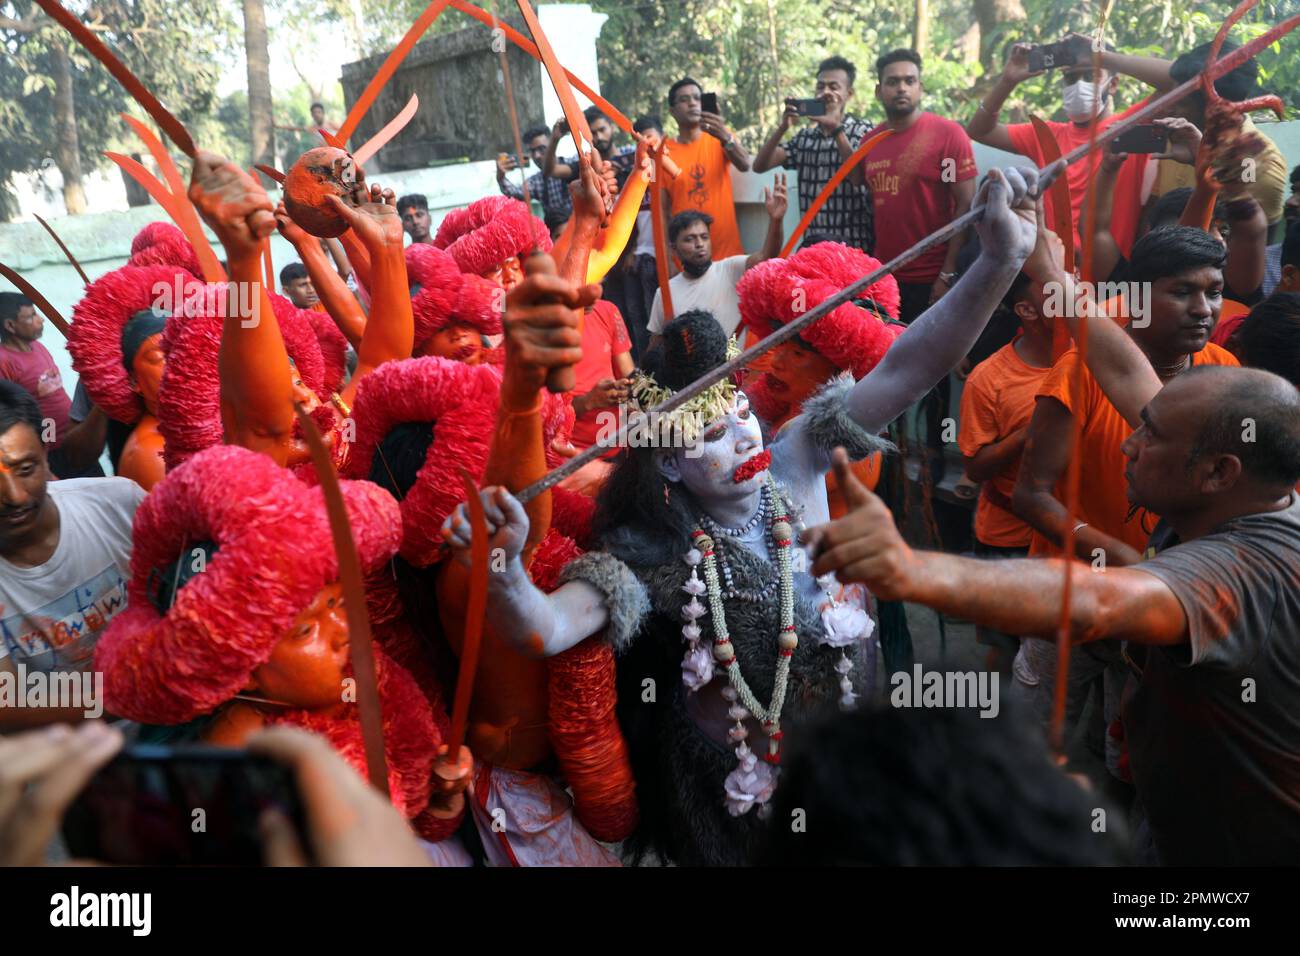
591;0;1300;143
0;0;234;218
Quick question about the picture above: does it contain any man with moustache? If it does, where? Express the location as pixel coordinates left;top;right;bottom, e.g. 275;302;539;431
753;56;875;253
396;193;434;247
0;381;141;728
544;107;638;190
646;175;788;347
807;362;1300;865
860;48;976;480
1011;226;1241;768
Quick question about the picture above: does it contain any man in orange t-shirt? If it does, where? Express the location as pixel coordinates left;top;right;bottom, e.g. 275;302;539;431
958;270;1054;671
662;77;751;260
960;278;1055;550
1011;226;1239;771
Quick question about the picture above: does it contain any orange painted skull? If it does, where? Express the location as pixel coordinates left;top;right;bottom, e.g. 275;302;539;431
284;146;357;238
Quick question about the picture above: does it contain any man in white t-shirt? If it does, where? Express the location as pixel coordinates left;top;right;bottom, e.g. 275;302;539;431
647;174;788;346
0;381;142;729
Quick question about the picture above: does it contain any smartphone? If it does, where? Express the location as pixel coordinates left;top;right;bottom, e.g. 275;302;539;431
497;152;529;168
1027;37;1088;73
700;92;719;116
62;744;308;866
1109;125;1170;154
787;98;827;117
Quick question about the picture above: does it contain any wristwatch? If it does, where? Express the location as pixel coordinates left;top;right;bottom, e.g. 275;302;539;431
724;135;738;150
830;125;846;138
937;271;959;285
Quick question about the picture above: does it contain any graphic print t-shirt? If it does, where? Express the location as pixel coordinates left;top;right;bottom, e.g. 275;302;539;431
0;477;142;672
664;134;744;259
861;112;976;283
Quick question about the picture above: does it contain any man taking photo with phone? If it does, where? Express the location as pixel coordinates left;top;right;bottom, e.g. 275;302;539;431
496;124;574;237
967;35;1149;255
753;56;875;253
663;77;751;260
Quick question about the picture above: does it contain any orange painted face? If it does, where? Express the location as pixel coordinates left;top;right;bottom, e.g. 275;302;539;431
767;340;840;409
482;255;524;292
251;581;349;709
290;362;321;413
420;321;483;365
129;332;165;417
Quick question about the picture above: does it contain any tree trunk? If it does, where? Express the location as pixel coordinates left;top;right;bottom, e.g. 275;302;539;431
243;0;275;167
972;0;1028;75
121;153;152;207
765;0;782;112
913;0;929;60
51;43;86;215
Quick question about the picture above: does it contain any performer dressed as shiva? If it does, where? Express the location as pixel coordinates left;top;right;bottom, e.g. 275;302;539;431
443;166;1040;865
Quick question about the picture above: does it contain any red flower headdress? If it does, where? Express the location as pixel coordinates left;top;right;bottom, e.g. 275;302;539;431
737;241;903;379
406;244;503;347
156;283;334;470
94;444;441;817
69;263;189;424
343;355;575;565
432;195;551;276
128;222;202;278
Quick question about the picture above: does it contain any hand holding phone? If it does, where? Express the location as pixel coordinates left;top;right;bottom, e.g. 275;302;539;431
62;743;309;866
1109;125;1170;155
1026;35;1092;73
786;98;828;117
1;722;123;867
250;726;431;867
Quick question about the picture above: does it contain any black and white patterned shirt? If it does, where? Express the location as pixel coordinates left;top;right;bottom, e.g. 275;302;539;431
499;171;573;222
560;144;638;188
782;116;874;252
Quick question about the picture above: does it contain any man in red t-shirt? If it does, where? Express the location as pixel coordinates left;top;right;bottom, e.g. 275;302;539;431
0;293;105;480
559;299;635;496
0;293;70;440
864;49;977;324
967;37;1149;258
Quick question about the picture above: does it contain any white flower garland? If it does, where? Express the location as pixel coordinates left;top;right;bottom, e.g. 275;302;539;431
680;477;795;816
678;477;875;816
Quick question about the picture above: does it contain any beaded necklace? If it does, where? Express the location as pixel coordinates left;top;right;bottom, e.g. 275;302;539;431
680;476;793;816
678;476;875;817
698;482;780;603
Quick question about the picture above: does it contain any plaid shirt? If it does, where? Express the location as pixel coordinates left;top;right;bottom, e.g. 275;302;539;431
782;116;874;252
561;144;638;187
499;170;573;222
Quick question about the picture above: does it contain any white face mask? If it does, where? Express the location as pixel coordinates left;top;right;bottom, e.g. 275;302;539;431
1062;78;1108;122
